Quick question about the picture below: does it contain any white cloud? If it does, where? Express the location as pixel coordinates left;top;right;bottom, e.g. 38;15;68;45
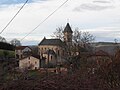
0;0;120;45
74;3;114;11
81;26;120;42
93;0;112;4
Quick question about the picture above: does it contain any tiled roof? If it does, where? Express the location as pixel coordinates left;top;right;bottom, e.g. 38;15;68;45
19;55;40;60
38;38;65;47
63;23;73;33
15;46;31;50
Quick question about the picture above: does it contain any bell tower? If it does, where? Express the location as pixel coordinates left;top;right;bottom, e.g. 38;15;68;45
63;23;73;45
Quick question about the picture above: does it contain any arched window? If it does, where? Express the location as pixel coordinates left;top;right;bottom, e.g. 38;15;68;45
58;50;60;56
51;56;53;60
63;50;64;56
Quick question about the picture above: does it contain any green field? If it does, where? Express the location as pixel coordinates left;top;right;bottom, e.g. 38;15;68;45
0;49;15;58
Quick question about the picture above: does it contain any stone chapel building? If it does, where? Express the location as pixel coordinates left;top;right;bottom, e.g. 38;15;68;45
38;23;73;66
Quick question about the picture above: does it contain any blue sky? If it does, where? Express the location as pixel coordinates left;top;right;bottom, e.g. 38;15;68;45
0;0;48;4
0;0;31;4
0;0;120;45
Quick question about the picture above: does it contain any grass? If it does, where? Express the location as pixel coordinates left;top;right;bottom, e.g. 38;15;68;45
27;70;46;79
0;49;15;58
27;70;56;80
28;70;40;76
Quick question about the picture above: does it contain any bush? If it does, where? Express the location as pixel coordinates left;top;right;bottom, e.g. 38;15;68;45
0;50;15;58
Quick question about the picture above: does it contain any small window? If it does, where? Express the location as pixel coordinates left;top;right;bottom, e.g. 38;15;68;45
63;50;64;56
58;50;60;56
51;56;53;60
35;61;37;64
21;55;22;58
28;57;30;59
45;48;46;50
28;61;30;64
35;67;37;70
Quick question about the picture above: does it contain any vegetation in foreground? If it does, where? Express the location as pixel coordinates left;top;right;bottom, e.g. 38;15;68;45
1;49;120;90
0;49;15;58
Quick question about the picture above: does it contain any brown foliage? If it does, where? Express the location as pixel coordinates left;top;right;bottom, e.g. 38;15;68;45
0;69;111;90
96;49;120;89
1;49;120;90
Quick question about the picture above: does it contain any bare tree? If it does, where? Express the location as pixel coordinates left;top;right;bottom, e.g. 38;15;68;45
52;26;95;45
80;32;95;52
51;27;64;40
0;36;6;42
81;32;95;45
114;38;118;44
73;28;81;44
52;26;95;53
10;38;21;46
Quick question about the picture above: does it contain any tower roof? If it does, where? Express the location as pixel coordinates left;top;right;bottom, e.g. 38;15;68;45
63;23;73;33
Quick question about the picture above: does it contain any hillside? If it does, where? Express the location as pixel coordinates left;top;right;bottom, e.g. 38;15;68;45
0;42;15;51
92;42;120;46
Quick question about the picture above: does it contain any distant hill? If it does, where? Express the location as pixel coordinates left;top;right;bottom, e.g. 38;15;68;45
92;42;118;46
91;42;120;56
0;42;15;51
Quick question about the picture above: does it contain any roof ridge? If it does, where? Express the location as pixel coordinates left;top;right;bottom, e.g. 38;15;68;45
38;38;65;46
